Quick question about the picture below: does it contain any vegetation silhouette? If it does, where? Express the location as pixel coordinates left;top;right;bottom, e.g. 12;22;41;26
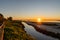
8;17;12;21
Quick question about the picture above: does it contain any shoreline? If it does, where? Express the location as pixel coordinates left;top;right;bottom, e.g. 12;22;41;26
25;21;60;39
4;20;36;40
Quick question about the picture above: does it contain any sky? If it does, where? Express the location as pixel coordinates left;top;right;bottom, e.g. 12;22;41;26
0;0;60;20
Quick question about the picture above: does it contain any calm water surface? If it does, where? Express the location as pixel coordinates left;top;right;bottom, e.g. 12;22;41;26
22;22;59;40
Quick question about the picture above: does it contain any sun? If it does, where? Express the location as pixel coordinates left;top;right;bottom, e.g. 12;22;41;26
37;18;41;22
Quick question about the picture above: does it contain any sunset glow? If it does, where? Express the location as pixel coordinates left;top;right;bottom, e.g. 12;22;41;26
37;18;41;22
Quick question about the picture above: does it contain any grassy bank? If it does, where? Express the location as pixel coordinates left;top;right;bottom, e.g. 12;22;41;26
4;20;36;40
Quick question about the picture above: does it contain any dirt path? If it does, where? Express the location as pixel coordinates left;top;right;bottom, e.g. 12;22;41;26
0;22;5;40
0;28;4;40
